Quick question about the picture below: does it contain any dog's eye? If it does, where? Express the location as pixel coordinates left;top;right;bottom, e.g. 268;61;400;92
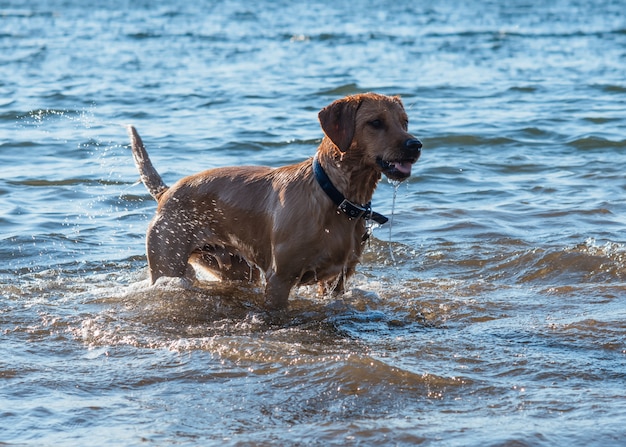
368;119;384;129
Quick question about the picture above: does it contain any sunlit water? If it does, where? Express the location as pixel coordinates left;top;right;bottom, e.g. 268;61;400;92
1;1;626;445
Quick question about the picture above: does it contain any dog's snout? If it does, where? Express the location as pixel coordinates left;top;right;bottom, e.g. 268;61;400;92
404;138;423;152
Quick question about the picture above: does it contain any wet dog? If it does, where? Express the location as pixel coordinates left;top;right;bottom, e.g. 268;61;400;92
128;93;421;310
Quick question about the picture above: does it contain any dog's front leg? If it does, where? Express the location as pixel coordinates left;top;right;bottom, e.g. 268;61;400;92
264;271;297;310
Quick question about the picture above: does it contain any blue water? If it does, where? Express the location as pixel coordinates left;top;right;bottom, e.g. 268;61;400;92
1;1;626;445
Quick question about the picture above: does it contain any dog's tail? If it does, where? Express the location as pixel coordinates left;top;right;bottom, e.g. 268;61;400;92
127;125;169;201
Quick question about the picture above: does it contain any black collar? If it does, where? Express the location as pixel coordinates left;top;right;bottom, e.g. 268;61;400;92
312;156;388;225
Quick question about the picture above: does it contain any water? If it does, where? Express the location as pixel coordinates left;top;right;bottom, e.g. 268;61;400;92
1;0;626;445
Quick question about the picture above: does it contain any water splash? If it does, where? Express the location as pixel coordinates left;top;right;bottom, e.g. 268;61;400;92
387;179;401;263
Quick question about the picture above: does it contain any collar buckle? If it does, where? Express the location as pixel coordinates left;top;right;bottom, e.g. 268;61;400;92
338;199;370;220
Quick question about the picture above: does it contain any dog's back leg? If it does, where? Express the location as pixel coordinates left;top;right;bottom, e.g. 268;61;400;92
145;214;194;283
264;272;296;310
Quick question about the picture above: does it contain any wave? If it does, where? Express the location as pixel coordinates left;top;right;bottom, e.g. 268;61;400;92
359;236;626;297
591;83;626;94
484;239;626;285
7;178;128;188
2;108;85;122
0;10;56;18
428;132;626;151
566;136;626;150
427;134;518;147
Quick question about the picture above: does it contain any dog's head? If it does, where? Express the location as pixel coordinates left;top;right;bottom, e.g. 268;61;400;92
318;93;422;181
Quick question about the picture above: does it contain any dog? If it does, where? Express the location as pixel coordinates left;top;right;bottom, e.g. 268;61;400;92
127;93;422;310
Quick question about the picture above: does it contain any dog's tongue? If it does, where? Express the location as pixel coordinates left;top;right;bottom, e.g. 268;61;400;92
392;161;413;175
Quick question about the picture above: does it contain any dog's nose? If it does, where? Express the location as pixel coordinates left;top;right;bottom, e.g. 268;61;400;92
404;138;423;152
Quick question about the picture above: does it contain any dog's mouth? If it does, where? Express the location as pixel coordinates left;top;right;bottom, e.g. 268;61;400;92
376;157;417;181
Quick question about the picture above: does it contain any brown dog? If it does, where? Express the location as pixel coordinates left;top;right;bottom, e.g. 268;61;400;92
128;93;421;310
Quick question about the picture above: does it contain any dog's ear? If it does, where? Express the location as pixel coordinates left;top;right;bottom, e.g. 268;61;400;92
318;97;360;152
